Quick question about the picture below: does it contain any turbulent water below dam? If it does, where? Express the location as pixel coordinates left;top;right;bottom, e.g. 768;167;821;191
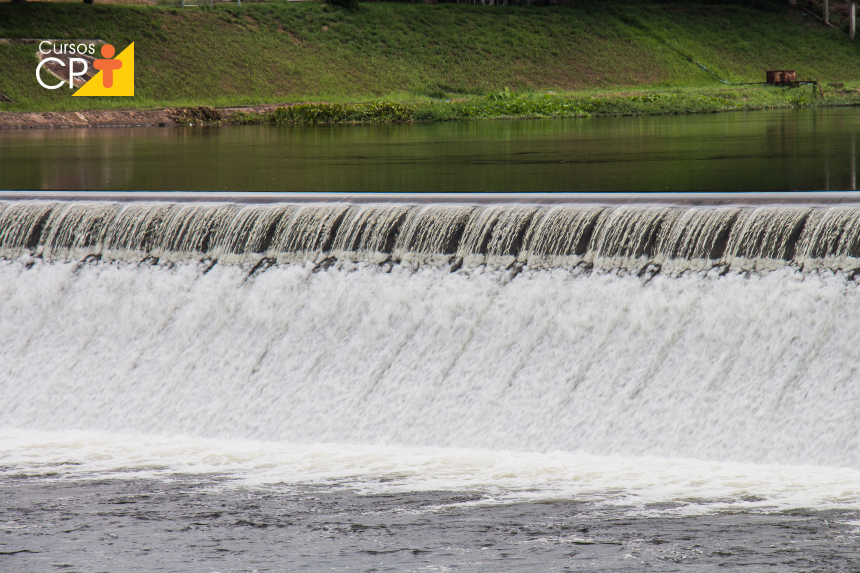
2;200;860;571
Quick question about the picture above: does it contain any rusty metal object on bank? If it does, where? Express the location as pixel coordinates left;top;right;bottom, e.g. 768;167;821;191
733;70;824;98
766;70;797;84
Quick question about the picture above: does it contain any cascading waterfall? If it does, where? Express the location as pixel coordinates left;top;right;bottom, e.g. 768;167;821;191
2;199;860;513
4;200;860;272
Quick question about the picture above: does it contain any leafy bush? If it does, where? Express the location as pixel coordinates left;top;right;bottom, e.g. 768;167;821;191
487;87;514;101
233;102;414;124
167;106;223;124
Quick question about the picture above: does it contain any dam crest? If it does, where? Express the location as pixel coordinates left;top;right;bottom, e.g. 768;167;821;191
3;200;860;273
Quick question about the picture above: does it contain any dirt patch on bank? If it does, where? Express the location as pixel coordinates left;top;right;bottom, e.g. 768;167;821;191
0;108;177;129
0;104;302;129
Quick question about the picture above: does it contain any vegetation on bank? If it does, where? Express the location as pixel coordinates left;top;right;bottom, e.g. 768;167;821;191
224;92;593;124
0;0;858;120
165;84;858;126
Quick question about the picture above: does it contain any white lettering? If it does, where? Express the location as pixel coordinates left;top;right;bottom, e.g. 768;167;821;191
68;58;89;88
36;58;65;90
38;41;52;55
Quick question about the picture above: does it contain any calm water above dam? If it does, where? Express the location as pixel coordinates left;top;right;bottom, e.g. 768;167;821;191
1;107;858;192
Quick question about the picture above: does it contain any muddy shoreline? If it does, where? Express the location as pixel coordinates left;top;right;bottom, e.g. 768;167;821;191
0;104;290;129
3;95;859;130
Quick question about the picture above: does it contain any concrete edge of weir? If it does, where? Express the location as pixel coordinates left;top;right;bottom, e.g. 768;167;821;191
2;191;860;206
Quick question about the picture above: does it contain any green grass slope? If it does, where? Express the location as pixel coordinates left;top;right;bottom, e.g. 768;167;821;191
0;0;857;112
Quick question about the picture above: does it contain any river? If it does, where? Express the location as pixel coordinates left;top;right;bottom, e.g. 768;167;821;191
1;107;858;192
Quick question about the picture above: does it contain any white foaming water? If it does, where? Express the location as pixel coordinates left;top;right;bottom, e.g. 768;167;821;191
3;429;860;515
1;257;860;512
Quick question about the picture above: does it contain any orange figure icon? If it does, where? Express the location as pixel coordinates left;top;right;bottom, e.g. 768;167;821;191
93;44;123;89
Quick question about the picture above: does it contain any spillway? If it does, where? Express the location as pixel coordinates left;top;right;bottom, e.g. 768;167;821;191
4;199;860;273
1;197;860;517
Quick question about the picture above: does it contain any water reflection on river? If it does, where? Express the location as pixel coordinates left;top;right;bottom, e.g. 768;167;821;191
0;107;857;192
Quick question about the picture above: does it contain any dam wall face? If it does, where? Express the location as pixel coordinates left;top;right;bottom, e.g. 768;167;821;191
1;200;859;488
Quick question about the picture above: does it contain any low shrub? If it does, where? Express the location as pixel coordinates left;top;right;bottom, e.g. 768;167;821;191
233;102;415;124
166;106;223;124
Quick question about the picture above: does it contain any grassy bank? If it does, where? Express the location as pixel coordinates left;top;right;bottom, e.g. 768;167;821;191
1;0;859;118
167;85;854;125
